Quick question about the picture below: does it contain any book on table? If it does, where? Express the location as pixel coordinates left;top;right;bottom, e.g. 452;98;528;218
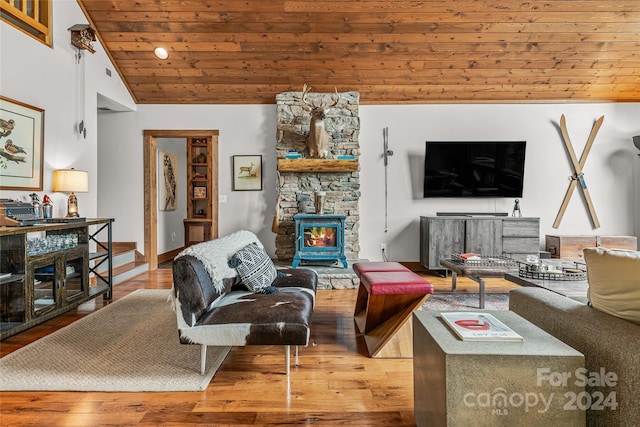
440;312;524;342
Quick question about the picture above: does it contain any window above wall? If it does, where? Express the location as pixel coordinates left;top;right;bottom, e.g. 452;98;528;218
1;0;52;47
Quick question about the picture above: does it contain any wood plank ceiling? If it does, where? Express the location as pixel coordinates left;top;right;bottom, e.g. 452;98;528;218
77;0;640;104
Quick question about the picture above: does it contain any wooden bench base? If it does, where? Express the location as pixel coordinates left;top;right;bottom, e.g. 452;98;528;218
352;262;433;358
355;291;430;358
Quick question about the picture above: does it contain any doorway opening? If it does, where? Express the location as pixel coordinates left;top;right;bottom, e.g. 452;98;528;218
143;130;219;270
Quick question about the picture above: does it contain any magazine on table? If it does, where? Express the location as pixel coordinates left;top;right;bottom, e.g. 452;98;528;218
440;312;524;342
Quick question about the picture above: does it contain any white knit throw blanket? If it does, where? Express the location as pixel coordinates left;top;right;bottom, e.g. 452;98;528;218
175;230;262;293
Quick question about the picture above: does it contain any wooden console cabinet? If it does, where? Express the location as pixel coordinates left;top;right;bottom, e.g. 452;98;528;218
183;218;212;247
0;219;113;340
420;215;540;271
545;234;637;258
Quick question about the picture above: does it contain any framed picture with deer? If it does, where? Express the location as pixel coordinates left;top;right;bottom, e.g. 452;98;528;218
232;155;262;191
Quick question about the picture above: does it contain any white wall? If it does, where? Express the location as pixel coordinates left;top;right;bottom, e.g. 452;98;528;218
156;138;187;254
97;104;279;254
359;104;640;261
97;102;640;262
0;0;134;216
635;149;640;240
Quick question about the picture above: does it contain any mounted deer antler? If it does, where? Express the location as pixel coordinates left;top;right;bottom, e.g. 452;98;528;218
301;84;340;158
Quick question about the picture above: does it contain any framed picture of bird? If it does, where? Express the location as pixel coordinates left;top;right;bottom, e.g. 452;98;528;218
159;151;178;210
0;96;44;190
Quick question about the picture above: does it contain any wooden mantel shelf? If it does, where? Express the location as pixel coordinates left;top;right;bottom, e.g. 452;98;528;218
277;158;359;173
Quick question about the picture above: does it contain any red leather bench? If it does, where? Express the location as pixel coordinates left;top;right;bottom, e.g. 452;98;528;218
353;262;433;358
352;261;411;276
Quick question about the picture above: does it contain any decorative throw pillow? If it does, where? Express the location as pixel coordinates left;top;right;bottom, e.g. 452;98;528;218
584;247;640;325
229;242;278;293
176;229;262;292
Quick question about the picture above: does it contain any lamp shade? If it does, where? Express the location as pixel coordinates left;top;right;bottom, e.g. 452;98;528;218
633;135;640;151
52;169;88;192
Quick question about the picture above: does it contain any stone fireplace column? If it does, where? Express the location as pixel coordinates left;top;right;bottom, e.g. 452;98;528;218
274;89;361;263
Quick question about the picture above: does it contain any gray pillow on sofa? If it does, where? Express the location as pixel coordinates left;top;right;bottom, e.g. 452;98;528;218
229;242;278;293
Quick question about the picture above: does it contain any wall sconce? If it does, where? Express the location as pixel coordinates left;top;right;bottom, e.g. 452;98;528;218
52;168;89;217
633;136;640;154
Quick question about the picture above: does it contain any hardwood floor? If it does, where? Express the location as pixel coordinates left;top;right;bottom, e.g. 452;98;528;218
0;268;517;426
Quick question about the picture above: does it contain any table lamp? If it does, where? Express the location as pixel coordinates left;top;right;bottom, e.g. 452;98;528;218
52;168;88;217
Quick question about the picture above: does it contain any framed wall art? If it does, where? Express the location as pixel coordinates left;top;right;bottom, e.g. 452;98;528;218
232;155;262;191
159;151;178;210
0;96;45;190
193;186;207;199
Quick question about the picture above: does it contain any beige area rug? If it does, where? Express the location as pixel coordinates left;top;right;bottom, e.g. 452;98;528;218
0;289;230;392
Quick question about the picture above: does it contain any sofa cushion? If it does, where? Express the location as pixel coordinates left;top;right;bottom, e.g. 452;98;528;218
172;255;218;326
229;242;278;293
359;270;434;295
352;261;410;276
176;229;262;292
584;247;640;325
176;268;317;346
180;287;315;346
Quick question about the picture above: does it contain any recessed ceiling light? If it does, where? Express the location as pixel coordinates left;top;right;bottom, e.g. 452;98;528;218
154;47;168;59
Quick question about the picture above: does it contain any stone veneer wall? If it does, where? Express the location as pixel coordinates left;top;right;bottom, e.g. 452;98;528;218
274;90;361;264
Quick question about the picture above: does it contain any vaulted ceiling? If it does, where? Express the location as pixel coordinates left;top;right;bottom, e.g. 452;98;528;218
77;0;640;104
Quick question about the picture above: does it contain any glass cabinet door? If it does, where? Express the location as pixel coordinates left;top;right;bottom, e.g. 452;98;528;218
30;258;58;317
61;250;87;303
0;234;27;333
1;275;26;332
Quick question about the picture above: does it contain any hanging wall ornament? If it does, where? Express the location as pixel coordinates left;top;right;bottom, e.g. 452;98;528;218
69;24;95;139
553;115;604;229
69;24;96;53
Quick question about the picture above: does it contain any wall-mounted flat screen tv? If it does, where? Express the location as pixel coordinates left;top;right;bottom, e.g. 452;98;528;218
423;140;526;198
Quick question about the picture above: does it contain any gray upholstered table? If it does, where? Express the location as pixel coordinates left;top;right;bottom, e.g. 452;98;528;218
413;310;586;427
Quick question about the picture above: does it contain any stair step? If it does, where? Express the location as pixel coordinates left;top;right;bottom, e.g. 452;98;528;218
95;246;148;286
94;259;149;287
91;241;150;286
111;261;149;285
113;249;136;267
96;249;136;274
96;243;137;259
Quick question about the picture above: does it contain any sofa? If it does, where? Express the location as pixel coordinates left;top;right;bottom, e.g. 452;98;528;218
171;230;317;375
509;247;640;427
